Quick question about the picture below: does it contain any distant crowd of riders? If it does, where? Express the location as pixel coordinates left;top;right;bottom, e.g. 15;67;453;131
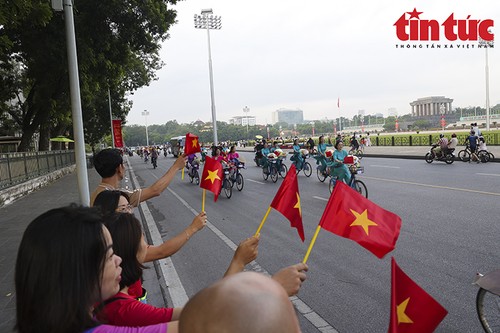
429;122;494;163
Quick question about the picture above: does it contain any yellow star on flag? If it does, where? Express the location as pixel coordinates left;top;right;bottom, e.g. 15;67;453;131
349;209;378;235
205;169;221;184
293;192;302;217
192;138;198;148
397;297;414;324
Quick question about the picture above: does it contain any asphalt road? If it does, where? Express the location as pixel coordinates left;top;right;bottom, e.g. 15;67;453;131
129;152;500;333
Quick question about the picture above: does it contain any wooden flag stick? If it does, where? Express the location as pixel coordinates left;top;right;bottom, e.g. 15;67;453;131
303;225;322;264
181;167;185;180
202;189;206;212
255;206;272;236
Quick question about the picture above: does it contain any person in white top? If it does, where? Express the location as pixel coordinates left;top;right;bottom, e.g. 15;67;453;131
447;133;458;150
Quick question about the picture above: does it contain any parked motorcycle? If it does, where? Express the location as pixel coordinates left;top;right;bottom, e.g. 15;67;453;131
425;145;455;164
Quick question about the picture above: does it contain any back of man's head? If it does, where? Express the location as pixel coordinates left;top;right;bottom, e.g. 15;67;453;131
179;272;301;333
93;149;123;178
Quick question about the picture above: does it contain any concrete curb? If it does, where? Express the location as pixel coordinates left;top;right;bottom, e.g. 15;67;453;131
124;155;189;308
0;165;76;207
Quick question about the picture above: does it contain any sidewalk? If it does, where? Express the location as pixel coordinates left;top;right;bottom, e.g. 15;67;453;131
0;165;165;332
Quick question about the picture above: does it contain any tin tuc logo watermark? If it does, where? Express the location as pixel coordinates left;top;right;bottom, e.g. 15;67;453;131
394;8;494;49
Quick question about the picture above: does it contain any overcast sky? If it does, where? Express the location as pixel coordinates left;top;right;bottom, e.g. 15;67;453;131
125;0;499;126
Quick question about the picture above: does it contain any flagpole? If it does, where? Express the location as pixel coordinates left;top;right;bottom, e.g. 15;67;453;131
255;206;272;236
202;189;206;212
182;167;185;180
303;225;322;264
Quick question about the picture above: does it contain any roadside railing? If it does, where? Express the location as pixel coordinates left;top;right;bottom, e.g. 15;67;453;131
371;133;499;146
0;150;75;190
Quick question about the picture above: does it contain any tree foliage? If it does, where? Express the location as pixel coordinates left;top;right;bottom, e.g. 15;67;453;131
0;0;179;151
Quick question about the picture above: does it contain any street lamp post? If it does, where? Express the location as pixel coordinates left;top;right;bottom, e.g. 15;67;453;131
194;9;222;146
243;106;250;140
142;110;149;146
51;0;89;205
479;32;493;131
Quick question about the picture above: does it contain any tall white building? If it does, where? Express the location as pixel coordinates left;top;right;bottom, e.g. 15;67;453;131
272;108;304;125
229;115;256;126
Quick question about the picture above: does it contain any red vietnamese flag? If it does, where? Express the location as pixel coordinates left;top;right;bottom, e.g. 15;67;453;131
270;164;305;241
199;156;223;202
388;257;448;333
184;133;201;155
319;181;401;258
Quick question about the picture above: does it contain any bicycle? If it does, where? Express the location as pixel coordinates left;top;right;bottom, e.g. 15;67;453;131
262;156;280;183
458;144;474;162
329;163;368;198
291;151;312;177
313;154;330;182
276;154;288;178
348;147;364;160
220;164;232;198
229;161;245;191
474;269;500;332
477;150;495;163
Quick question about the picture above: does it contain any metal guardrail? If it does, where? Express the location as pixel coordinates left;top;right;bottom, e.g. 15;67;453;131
0;150;76;190
370;133;499;146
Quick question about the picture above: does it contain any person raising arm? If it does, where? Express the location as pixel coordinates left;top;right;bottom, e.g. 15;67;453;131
91;148;186;207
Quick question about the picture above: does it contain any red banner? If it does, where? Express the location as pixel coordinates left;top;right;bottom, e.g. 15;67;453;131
112;120;123;148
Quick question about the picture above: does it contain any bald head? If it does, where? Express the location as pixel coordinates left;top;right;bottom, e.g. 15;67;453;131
179;272;301;333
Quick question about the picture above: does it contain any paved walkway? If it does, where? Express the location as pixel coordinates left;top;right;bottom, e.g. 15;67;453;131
0;164;164;332
0;145;498;331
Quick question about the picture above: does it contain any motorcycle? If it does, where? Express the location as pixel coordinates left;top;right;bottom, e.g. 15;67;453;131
187;160;200;185
254;150;264;167
425;145;455;164
473;269;500;332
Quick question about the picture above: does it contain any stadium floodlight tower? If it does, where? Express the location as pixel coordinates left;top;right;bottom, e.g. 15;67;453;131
194;8;222;146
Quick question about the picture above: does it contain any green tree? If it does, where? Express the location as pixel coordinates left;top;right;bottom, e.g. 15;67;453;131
1;0;179;151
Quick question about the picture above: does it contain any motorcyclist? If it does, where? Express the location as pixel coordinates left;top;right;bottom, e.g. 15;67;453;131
432;134;448;158
186;153;199;177
448;133;458;151
350;133;360;151
254;140;265;166
151;146;158;168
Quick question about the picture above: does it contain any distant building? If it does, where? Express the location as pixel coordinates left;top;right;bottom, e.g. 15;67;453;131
410;96;453;117
229;115;256;126
272;108;304;125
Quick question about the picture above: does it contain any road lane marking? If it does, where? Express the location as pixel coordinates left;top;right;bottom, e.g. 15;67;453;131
126;157;189;307
363;176;500;197
369;165;401;169
247;179;266;184
167;186;338;333
313;195;329;202
476;173;500;177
